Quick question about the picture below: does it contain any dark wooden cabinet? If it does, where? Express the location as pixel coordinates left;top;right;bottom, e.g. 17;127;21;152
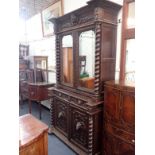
48;0;121;154
103;80;135;155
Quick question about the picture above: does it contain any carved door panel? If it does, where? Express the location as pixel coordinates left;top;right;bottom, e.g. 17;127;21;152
54;98;68;136
104;86;121;123
120;91;135;130
70;107;89;150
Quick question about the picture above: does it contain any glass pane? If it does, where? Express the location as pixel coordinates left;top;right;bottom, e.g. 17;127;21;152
127;2;135;28
62;35;73;84
35;60;46;69
79;30;95;89
125;39;135;82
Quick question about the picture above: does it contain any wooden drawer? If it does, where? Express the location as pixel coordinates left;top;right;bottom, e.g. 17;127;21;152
105;122;135;145
103;131;135;155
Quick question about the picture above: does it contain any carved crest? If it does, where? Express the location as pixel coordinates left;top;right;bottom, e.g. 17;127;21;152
70;14;79;25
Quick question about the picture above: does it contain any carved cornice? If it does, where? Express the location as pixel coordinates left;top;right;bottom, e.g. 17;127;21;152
61;14;94;29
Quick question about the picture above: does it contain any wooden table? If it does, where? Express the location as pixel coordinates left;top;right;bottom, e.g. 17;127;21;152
28;82;54;119
19;114;48;155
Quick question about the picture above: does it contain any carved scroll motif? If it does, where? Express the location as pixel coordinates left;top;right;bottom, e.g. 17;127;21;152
61;14;94;29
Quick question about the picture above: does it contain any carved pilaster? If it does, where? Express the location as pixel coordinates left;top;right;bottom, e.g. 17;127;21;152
56;35;60;84
94;23;102;95
48;97;54;134
88;116;93;155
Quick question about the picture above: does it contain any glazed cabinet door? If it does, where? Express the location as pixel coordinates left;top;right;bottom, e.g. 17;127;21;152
70;107;89;151
54;98;69;136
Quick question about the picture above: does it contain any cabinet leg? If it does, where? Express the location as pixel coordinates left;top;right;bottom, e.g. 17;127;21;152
29;100;31;113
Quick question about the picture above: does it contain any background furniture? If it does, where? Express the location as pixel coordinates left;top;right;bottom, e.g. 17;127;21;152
48;0;121;154
20;56;49;104
19;114;48;155
19;44;29;104
29;56;48;82
103;80;135;155
28;82;54;119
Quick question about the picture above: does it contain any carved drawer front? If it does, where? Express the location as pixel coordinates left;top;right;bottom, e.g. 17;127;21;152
54;98;68;136
104;86;121;123
103;131;134;155
70;107;89;150
29;85;37;100
120;91;135;130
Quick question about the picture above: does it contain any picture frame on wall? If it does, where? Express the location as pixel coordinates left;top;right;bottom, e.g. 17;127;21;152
41;0;63;37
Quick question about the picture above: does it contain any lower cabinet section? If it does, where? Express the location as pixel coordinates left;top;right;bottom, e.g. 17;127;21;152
49;89;102;155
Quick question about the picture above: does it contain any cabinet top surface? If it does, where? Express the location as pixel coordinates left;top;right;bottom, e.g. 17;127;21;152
28;82;55;86
105;80;135;91
19;114;48;149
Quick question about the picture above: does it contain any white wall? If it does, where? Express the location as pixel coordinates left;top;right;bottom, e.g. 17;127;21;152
63;0;88;14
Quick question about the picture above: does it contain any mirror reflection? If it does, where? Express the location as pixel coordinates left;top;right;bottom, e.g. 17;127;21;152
62;35;73;84
79;30;95;89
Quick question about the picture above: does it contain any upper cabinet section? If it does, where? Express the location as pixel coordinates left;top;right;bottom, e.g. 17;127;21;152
50;0;122;98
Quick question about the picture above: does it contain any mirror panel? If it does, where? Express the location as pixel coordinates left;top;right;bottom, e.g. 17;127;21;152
62;35;73;84
79;30;95;90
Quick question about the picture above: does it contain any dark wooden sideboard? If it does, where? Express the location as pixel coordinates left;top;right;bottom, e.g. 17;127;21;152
48;0;121;154
103;80;135;155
